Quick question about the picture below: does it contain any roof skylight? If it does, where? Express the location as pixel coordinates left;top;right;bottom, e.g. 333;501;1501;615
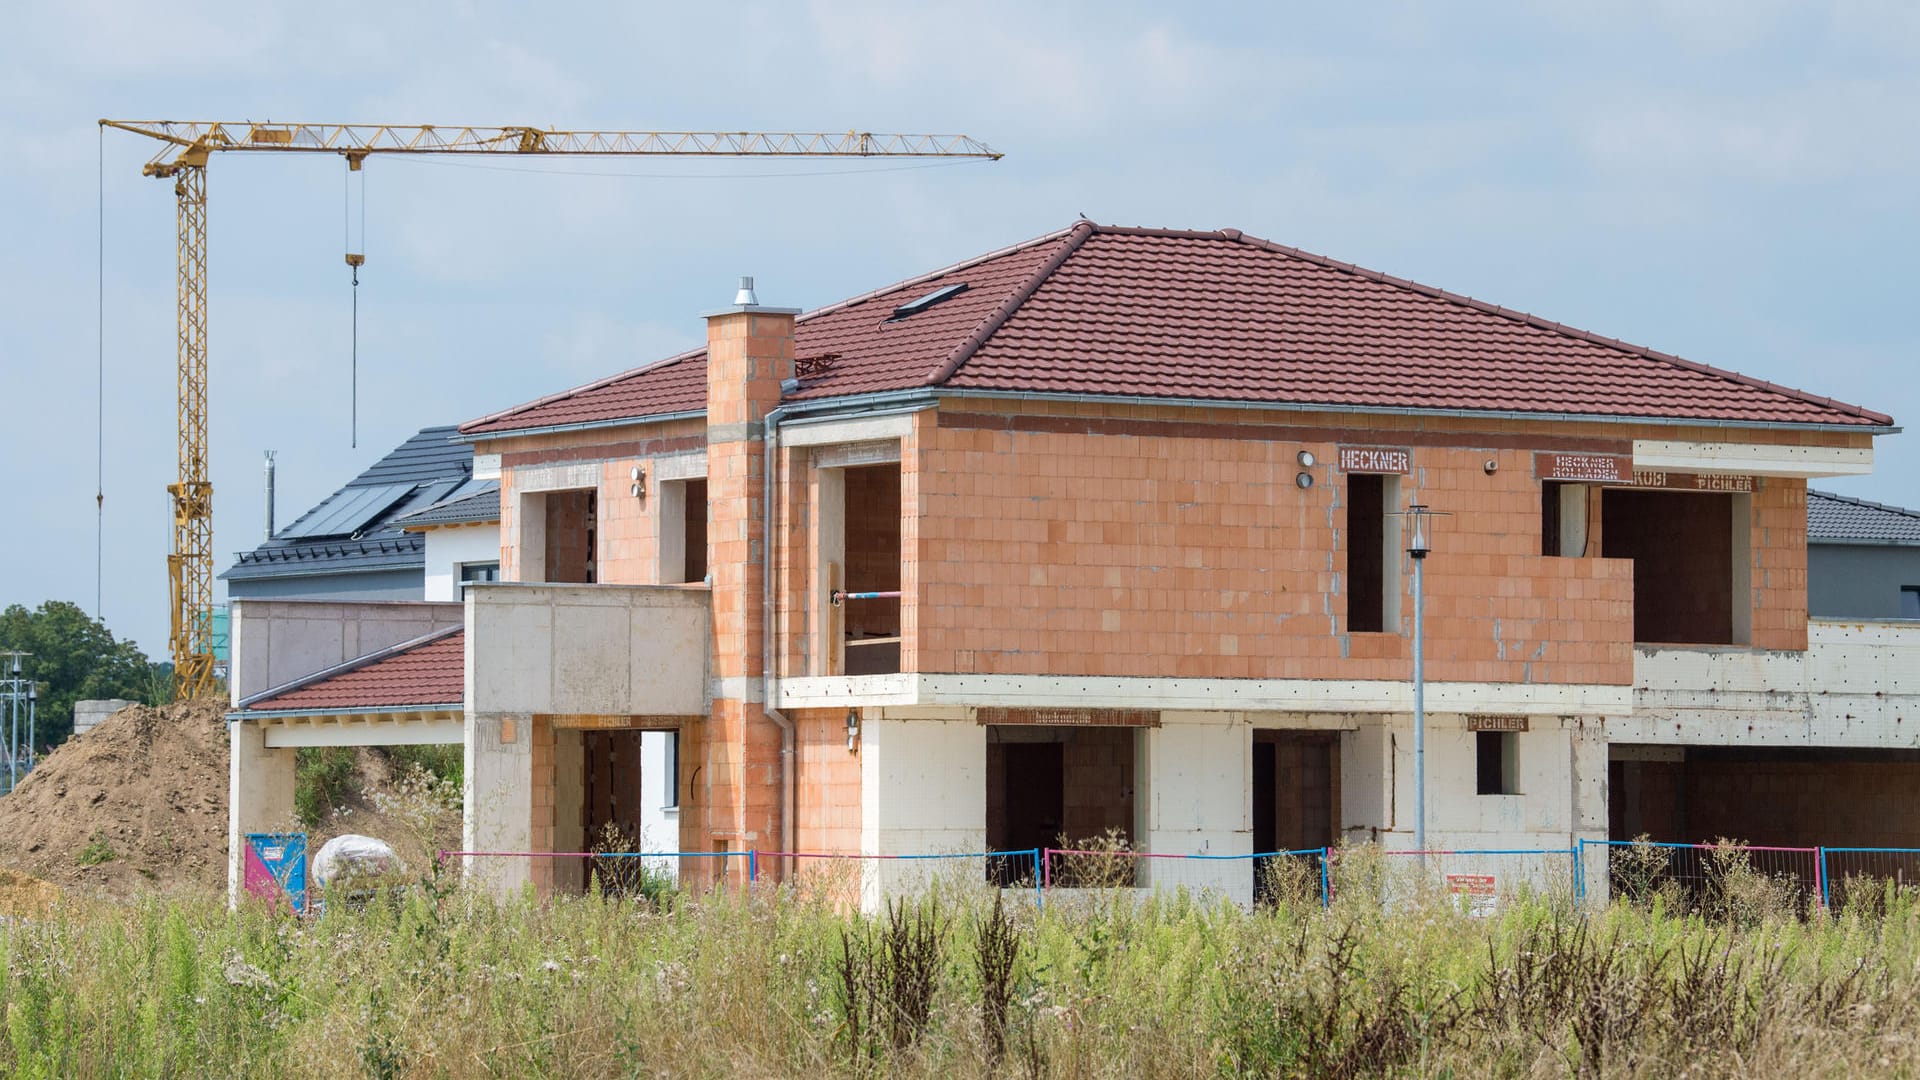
890;282;969;320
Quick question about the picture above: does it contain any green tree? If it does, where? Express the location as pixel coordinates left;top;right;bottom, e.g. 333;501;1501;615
0;601;168;750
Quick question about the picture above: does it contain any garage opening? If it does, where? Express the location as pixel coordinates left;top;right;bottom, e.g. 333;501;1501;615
544;489;597;584
1252;731;1339;902
986;726;1138;886
1609;745;1920;908
1601;489;1747;644
840;464;901;675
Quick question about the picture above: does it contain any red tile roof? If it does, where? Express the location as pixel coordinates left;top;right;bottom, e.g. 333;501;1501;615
461;223;1889;435
243;629;464;712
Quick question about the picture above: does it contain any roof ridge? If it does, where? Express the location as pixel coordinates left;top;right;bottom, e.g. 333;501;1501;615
924;221;1096;386
1809;488;1920;520
237;624;464;710
1217;228;1893;427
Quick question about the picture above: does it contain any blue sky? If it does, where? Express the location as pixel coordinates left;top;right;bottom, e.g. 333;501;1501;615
2;2;1916;655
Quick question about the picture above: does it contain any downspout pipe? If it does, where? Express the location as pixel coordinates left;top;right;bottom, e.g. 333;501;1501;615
762;403;796;859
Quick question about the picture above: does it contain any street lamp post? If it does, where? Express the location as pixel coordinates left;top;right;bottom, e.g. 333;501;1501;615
1406;504;1433;866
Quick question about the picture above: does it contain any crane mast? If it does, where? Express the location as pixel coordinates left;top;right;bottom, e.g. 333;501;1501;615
100;120;1001;699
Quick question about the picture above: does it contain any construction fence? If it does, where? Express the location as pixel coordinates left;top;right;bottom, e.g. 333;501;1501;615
415;841;1920;916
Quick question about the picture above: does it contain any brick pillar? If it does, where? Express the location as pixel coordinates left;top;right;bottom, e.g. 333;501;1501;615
703;283;799;861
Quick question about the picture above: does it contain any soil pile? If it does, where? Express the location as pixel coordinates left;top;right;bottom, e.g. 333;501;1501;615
0;867;60;916
0;699;229;896
0;699;460;900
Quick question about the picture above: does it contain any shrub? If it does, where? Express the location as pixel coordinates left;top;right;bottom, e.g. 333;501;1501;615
293;746;359;828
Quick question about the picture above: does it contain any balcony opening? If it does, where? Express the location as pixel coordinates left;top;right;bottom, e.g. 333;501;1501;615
1601;489;1749;645
986;726;1139;886
1252;731;1339;902
544;489;597;584
838;463;901;675
1344;474;1402;633
658;478;709;584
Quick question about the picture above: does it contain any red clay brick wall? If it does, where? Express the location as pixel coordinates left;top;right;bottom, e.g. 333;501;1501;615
1062;728;1136;845
793;707;862;855
914;402;1641;685
1751;480;1808;651
1618;755;1920;849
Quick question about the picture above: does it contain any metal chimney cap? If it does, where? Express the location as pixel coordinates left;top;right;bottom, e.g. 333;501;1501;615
703;274;801;318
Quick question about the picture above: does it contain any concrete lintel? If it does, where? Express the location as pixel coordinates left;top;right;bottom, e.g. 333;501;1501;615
1632;439;1872;478
783;413;916;448
782;673;1629;715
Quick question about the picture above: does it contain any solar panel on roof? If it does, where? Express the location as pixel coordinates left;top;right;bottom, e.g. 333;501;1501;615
279;483;417;539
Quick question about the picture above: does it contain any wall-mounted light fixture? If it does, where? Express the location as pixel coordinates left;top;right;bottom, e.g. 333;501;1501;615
845;708;861;753
630;465;647;500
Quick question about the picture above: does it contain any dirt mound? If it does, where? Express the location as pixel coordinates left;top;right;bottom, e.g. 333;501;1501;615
0;699;229;896
0;867;60;916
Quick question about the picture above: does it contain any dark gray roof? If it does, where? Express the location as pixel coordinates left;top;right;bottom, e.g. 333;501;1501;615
392;481;501;529
222;426;472;583
1809;490;1920;546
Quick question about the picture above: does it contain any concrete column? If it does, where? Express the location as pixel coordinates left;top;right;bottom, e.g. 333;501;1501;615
860;717;986;907
227;719;296;908
1145;712;1251;904
463;711;534;898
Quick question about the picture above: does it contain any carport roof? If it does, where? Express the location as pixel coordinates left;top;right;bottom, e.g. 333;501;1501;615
238;627;464;713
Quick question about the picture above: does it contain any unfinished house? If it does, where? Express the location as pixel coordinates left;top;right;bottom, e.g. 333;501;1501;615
226;222;1912;906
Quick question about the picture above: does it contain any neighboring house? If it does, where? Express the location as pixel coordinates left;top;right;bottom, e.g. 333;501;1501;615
1808;490;1920;620
226;221;1916;907
221;426;477;601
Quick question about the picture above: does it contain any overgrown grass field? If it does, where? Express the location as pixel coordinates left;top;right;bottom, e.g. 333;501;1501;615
7;854;1920;1079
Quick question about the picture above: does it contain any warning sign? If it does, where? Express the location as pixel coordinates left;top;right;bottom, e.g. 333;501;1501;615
1446;873;1498;916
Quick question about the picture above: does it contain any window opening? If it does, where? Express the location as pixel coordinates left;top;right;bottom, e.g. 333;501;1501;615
1542;481;1591;556
1345;475;1401;632
543;489;597;584
662;730;680;809
1476;731;1519;795
459;561;500;584
1903;587;1920;620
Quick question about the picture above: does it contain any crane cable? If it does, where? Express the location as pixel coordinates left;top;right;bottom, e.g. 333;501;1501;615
96;123;105;620
344;161;366;448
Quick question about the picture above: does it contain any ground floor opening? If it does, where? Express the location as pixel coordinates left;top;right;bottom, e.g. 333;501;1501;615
985;725;1139;885
1252;730;1340;902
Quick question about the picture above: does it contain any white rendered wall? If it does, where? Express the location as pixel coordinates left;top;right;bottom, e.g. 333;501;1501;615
860;718;986;906
640;730;678;879
422;526;503;602
1142;712;1252;904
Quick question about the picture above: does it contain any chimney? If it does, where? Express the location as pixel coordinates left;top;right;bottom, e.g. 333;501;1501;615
263;451;277;540
702;277;799;857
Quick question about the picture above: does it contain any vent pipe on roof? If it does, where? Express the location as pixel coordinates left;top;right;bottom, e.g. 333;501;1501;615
264;451;277;540
733;276;759;306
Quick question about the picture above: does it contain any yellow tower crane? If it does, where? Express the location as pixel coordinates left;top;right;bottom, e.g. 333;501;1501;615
98;120;1003;699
